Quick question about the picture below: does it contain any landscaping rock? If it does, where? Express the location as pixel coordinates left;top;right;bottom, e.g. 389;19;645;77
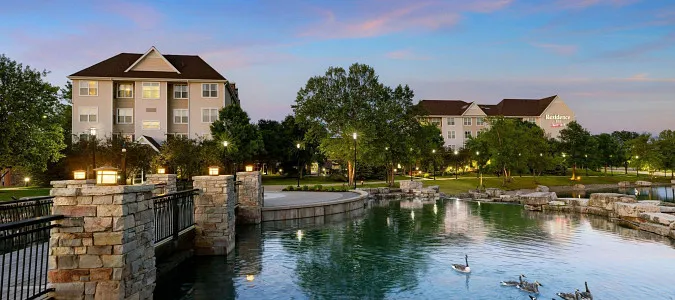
660;206;675;213
535;185;550;192
579;206;610;216
589;193;637;211
567;198;589;207
427;186;440;193
520;192;555;206
377;187;390;194
524;205;543;211
639;222;671;236
548;200;566;206
638;213;675;227
485;188;503;198
618;181;631;187
573;184;586;190
635;181;652;186
400;181;423;192
614;202;660;219
639;200;661;206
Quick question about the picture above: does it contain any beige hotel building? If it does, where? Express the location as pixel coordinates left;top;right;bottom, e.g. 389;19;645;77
69;47;239;149
420;95;575;150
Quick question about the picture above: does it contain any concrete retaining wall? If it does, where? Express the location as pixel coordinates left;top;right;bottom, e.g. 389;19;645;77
261;190;369;222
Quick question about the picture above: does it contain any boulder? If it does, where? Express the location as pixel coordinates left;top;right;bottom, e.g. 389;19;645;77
524;204;543;211
635;181;652;187
589;193;637;211
563;198;589;207
639;222;671;236
520;192;555;206
485;188;503;198
660;206;675;213
498;195;519;203
639;212;675;227
548;200;566;206
535;185;550;192
639;200;661;206
573;184;586;190
400;181;423;192
614;202;660;219
579;206;610;216
377;187;390;194
427;185;440;193
618;181;631;187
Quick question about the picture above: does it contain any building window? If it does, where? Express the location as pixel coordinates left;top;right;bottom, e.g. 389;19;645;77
173;133;188;138
464;131;472;139
79;107;98;122
429;117;441;127
476;117;485;126
202;108;218;123
116;108;133;124
142;120;160;130
463;117;472;126
174;84;188;99
447;131;456;139
116;83;133;98
524;117;536;123
173;109;189;124
79;81;98;96
447;118;455;126
142;82;160;99
202;83;218;98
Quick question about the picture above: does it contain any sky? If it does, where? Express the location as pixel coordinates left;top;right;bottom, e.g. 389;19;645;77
1;0;674;134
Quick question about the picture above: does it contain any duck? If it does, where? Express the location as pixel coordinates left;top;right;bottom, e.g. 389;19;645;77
556;289;580;300
500;274;526;286
451;254;471;273
517;280;542;294
578;282;592;300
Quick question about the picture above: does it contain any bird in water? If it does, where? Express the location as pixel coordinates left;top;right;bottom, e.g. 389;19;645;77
451;254;471;273
500;274;526;286
517;280;542;293
578;282;592;300
556;289;580;300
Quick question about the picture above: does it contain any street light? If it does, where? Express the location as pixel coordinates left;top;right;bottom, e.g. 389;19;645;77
409;147;414;181
432;149;436;180
297;143;301;188
454;150;459;179
89;127;97;179
121;142;127;184
635;155;639;177
23;177;30;187
353;132;357;189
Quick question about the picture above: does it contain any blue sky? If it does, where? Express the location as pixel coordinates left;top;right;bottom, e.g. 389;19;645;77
1;0;673;133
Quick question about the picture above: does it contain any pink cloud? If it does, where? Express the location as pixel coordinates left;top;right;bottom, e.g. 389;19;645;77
299;0;512;39
531;43;579;55
555;0;640;9
385;49;432;60
98;1;163;28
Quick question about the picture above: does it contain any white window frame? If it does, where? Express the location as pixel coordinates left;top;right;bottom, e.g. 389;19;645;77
476;117;485;126
173;109;189;124
202;83;218;98
201;108;219;123
116;108;133;124
142;120;161;130
142;82;160;99
174;84;189;99
79;81;98;96
464;130;472;139
116;83;133;98
447;117;455;126
78;106;98;123
463;117;472;126
448;131;455;139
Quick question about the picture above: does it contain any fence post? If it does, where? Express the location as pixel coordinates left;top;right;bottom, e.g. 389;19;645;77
235;171;263;225
192;175;235;255
145;174;177;196
48;180;156;300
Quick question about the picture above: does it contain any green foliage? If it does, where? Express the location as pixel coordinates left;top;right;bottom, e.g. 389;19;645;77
302;185;309;191
316;184;323;191
656;130;675;177
0;55;67;181
153;136;204;180
559;121;594;175
210;104;264;169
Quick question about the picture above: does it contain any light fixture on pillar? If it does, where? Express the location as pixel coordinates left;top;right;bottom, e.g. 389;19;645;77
245;165;253;172
208;166;220;176
94;167;119;185
73;170;86;180
157;167;166;174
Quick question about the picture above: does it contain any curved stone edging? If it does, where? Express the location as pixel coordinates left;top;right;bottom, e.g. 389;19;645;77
261;190;369;222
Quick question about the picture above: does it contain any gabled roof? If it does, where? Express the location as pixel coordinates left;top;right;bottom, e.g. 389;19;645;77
69;48;227;80
419;100;473;116
495;95;557;116
137;135;161;152
125;46;181;74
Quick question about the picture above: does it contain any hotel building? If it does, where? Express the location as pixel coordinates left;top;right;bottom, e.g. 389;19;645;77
69;47;239;148
419;95;575;149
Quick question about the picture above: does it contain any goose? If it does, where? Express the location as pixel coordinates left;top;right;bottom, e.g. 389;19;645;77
578;282;592;300
451;254;471;273
556;289;580;300
517;280;542;294
500;274;526;286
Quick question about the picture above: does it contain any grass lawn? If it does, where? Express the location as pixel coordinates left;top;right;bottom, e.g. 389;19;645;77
0;187;51;201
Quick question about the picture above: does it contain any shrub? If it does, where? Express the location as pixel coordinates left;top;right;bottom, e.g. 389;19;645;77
302;185;309;191
285;185;294;191
316;185;323;191
328;187;335;192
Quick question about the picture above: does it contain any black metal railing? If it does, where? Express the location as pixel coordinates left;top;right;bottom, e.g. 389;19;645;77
0;197;54;224
152;189;197;245
1;215;63;300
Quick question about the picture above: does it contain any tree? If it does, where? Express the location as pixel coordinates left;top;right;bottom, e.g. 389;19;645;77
628;134;661;177
154;136;203;180
656;130;675;178
0;55;67;183
558;121;592;179
595;133;619;175
210;104;264;173
611;130;639;174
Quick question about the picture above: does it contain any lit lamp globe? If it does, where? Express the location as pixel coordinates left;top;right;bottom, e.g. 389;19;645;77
73;170;86;180
94;167;119;186
208;166;220;176
157;167;166;174
245;165;253;172
246;275;255;282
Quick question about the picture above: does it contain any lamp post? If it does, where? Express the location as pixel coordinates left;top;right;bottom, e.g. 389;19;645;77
432;149;436;180
90;127;97;179
121;142;127;185
296;143;301;188
454;150;459;179
353;132;357;190
409;148;413;181
635;155;639;177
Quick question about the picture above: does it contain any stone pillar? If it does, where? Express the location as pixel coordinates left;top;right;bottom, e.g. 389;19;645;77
192;175;236;255
145;174;177;195
236;171;262;225
48;181;156;300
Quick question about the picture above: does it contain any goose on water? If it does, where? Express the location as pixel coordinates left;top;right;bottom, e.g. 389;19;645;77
579;282;592;300
556;289;580;300
517;280;542;294
451;254;471;273
500;274;526;286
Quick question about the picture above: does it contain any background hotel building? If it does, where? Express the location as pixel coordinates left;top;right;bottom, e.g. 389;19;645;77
69;46;239;147
420;95;575;149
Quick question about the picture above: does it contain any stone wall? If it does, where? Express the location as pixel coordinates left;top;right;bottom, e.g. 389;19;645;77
145;174;177;195
192;175;236;255
48;181;155;300
400;181;423;193
236;171;262;225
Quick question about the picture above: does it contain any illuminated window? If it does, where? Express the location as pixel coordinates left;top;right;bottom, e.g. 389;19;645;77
142;82;160;99
116;83;133;98
79;81;98;96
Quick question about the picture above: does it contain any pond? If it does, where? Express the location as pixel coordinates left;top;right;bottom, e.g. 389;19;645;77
558;185;675;202
155;199;675;300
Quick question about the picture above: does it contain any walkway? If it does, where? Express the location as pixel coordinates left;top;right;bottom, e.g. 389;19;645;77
263;191;360;208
